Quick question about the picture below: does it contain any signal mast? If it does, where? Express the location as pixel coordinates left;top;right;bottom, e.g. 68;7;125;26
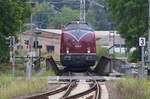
80;0;86;22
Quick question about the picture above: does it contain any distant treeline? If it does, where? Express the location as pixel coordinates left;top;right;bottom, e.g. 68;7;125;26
27;0;114;30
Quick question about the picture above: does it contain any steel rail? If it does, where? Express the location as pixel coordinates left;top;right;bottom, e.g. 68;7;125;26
93;81;101;99
24;81;73;99
61;81;77;98
62;83;97;99
87;72;101;99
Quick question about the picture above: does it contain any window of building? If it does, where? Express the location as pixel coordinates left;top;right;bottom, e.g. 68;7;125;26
46;45;54;53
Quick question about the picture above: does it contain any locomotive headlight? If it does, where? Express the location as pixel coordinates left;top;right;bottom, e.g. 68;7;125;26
87;47;91;53
87;50;90;53
66;50;69;53
66;47;69;53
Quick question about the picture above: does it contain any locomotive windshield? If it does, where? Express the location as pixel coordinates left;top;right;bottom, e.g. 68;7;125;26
64;22;93;40
64;23;93;31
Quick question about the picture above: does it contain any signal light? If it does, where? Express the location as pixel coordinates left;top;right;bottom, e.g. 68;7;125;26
24;40;29;45
33;41;39;48
5;36;14;47
5;37;10;46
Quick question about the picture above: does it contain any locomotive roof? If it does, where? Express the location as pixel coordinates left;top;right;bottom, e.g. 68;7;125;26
64;21;93;31
65;21;90;26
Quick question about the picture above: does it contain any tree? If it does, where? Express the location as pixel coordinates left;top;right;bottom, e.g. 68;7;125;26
106;0;148;48
86;0;111;30
33;1;56;28
0;0;30;62
52;7;79;28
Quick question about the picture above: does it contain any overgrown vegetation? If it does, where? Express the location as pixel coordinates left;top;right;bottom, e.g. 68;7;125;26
0;63;55;77
0;75;48;99
0;64;27;76
114;78;150;99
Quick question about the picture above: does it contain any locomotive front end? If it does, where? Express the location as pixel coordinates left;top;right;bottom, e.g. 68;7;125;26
60;22;96;71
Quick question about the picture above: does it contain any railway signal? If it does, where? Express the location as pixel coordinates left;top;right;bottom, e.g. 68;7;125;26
5;36;11;46
5;36;14;47
5;36;16;77
24;40;29;45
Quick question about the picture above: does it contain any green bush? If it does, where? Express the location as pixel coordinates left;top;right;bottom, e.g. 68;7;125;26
128;50;140;62
96;46;108;59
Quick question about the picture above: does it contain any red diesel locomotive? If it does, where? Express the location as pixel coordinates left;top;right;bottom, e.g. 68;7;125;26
60;21;96;71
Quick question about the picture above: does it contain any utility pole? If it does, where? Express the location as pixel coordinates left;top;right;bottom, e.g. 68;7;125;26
80;0;86;22
26;13;33;80
26;1;36;79
148;0;150;76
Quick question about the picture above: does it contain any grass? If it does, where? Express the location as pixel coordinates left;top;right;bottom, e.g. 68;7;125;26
0;59;55;98
0;63;26;76
41;70;55;76
0;64;11;75
0;63;55;77
114;78;150;99
0;75;48;99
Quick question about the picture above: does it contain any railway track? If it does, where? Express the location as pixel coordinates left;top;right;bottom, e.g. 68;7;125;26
25;80;77;99
62;81;101;99
24;72;103;99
